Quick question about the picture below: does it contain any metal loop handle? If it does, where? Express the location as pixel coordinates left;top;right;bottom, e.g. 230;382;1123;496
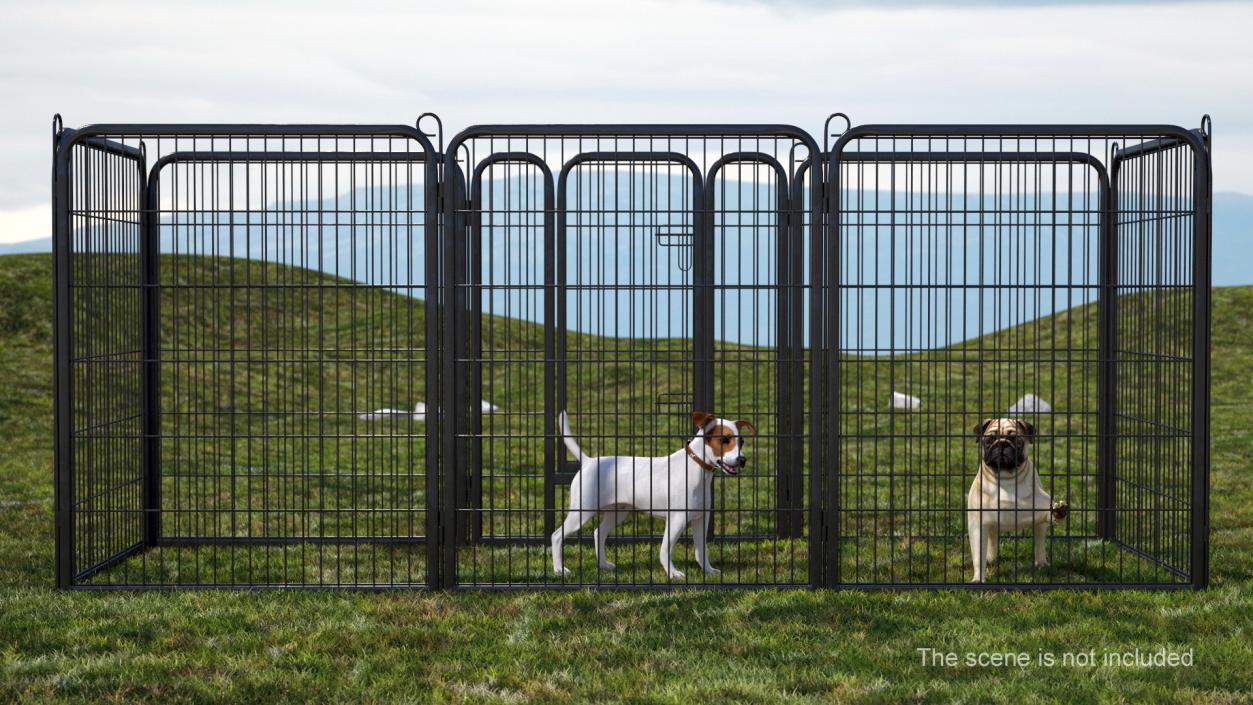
823;112;851;153
787;141;810;177
417;112;444;153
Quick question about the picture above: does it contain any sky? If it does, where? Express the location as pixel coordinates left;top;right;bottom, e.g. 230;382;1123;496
2;0;1251;244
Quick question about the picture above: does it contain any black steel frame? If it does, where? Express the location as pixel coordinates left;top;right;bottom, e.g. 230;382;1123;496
51;115;1212;590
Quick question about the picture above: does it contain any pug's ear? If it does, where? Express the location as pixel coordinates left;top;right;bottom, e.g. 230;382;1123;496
692;412;716;429
1017;420;1035;443
973;418;995;442
734;419;758;436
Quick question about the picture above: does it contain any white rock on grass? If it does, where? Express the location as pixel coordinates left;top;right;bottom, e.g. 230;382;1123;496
1008;393;1052;415
358;403;426;421
358;400;498;421
891;391;922;411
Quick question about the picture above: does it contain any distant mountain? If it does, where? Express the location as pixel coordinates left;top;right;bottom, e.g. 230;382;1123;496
0;238;51;256
9;189;1250;283
5;186;1250;347
1213;191;1253;287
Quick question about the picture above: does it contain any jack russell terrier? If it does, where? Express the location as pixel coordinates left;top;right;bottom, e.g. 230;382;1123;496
968;418;1069;582
551;410;757;578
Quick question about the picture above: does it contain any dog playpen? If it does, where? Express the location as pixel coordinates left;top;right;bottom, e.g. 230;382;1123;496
51;114;1211;589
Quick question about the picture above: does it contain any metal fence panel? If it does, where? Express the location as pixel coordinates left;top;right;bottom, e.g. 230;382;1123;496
51;116;1210;590
442;126;820;588
824;123;1210;588
54;123;439;588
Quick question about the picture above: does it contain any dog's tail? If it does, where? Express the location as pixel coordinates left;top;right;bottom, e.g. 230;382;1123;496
557;410;587;462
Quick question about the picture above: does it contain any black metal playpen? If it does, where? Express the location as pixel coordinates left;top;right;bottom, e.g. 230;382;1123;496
51;114;1212;589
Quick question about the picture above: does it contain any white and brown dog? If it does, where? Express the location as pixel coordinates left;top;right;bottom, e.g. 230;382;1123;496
551;410;757;578
968;418;1069;583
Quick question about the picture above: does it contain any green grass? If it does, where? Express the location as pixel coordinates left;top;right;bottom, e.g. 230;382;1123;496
2;252;1251;703
65;254;1188;587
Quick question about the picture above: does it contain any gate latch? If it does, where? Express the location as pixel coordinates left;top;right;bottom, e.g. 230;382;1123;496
655;231;693;271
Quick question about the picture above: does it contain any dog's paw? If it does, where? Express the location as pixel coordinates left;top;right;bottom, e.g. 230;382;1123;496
970;576;985;584
554;566;571;575
702;566;722;576
1051;501;1069;522
666;569;686;580
1035;558;1050;568
598;562;617;571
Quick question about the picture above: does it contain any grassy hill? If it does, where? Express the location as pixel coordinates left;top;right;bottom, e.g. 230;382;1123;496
1;253;1251;702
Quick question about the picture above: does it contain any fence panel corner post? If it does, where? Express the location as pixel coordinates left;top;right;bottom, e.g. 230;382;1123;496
1191;127;1213;590
140;147;162;549
439;156;466;589
52;127;74;589
820;145;842;590
426;151;445;590
1097;152;1118;542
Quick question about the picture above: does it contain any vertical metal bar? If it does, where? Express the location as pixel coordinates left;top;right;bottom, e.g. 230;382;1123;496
693;174;713;541
1097;155;1118;541
425;153;442;588
1191;134;1212;589
790;168;807;541
693;179;713;415
542;165;557;550
823;148;841;588
53;128;74;588
806;157;825;588
795;159;821;577
467;167;484;545
551;168;568;542
774;180;791;539
440;162;465;589
141;154;161;548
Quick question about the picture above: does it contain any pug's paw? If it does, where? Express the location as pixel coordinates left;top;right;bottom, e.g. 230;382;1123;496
1051;501;1069;522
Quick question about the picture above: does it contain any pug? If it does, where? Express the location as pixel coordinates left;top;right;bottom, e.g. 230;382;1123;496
967;418;1068;583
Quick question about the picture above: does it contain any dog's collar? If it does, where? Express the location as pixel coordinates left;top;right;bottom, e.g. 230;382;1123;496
685;445;718;473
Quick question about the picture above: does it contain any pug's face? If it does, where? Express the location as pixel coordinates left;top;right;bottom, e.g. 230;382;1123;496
974;418;1034;472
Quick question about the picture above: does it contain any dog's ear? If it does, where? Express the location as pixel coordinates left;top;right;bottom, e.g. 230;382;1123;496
1016;419;1035;443
734;419;758;436
973;418;995;442
692;411;716;430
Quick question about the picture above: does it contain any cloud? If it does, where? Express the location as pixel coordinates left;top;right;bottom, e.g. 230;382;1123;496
736;0;1239;6
2;0;1250;243
0;204;50;245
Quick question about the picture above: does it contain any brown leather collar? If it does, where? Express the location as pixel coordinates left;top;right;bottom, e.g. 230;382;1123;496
685;445;718;472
